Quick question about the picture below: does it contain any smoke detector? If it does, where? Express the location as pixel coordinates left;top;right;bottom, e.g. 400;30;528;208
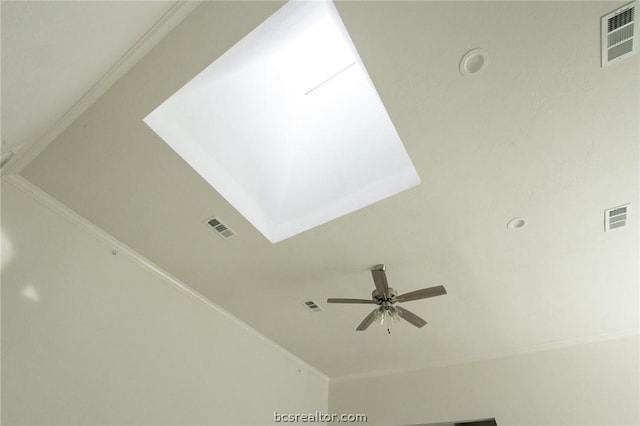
601;1;638;67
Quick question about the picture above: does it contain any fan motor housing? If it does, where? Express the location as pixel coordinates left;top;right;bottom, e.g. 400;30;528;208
372;288;396;303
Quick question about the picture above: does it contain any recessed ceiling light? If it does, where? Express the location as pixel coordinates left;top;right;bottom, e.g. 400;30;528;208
507;217;527;230
144;0;420;243
459;48;488;78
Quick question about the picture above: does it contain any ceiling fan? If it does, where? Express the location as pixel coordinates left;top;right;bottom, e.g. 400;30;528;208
327;264;446;331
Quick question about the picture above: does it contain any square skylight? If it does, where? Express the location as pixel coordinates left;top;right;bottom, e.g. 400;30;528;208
144;0;420;243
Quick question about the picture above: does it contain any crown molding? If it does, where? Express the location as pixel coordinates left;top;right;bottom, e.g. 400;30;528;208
3;174;329;382
2;1;202;176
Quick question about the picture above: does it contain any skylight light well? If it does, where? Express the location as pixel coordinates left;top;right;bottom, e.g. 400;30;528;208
144;0;420;243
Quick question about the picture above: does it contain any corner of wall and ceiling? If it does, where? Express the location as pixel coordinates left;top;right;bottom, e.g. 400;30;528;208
0;1;202;177
2;174;330;384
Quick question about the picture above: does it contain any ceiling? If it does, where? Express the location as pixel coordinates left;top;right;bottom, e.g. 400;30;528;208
3;1;638;379
0;0;197;167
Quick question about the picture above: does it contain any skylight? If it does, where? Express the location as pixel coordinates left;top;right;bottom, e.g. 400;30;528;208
144;0;420;243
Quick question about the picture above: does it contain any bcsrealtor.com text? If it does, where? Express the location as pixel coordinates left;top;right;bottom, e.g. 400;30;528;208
274;411;367;423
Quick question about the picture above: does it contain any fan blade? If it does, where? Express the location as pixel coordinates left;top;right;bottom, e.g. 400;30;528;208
356;309;379;331
395;285;446;302
371;266;389;297
396;305;427;328
326;298;375;304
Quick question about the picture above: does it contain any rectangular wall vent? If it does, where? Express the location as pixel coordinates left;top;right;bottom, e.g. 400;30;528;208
602;1;638;67
605;204;630;231
206;217;236;239
304;301;323;312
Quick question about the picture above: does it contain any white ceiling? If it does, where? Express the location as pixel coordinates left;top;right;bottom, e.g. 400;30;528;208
3;1;639;379
0;0;197;165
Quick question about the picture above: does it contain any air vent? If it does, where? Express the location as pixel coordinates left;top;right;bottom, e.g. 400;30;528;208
304;300;323;312
602;1;638;67
605;204;630;231
206;217;236;239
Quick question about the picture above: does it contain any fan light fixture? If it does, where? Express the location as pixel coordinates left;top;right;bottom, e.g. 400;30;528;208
144;0;420;243
375;305;402;325
327;264;447;332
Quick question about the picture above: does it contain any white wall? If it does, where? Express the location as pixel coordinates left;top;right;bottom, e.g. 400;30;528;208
3;173;637;426
1;178;328;425
329;335;639;426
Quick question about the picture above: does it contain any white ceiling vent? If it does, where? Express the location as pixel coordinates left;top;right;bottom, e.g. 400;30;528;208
206;217;236;239
604;204;630;231
601;1;638;67
304;301;323;312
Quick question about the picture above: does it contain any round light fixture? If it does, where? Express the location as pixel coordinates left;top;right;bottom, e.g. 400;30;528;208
460;48;488;78
507;217;527;230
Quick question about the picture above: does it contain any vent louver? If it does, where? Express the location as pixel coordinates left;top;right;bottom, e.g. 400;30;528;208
605;204;630;231
304;301;323;312
602;2;638;67
206;217;236;239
